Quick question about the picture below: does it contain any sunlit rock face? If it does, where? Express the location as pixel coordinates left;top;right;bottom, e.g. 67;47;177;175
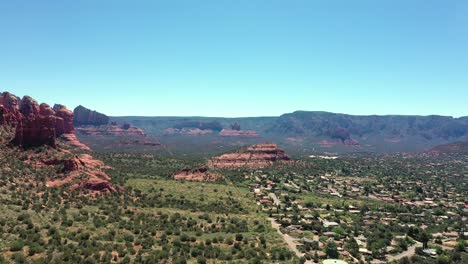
210;143;290;168
73;105;109;126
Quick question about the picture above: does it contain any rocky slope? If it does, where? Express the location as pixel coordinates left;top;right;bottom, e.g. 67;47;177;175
210;143;290;168
74;105;109;126
0;91;115;194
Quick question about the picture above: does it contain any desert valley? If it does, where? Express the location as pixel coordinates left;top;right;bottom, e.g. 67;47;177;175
0;91;466;264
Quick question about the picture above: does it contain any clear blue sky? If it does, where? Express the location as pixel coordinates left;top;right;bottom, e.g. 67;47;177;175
1;0;467;117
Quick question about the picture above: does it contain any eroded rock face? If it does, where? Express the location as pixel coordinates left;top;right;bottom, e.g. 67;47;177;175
73;105;109;126
54;104;74;135
19;96;40;119
12;114;58;148
39;103;55;116
174;166;222;181
211;143;290;168
5;95;78;148
12;96;57;148
46;153;116;193
60;133;91;151
0;92;22;126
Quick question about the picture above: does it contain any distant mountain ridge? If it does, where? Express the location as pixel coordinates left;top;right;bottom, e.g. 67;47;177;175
109;111;468;155
272;111;467;140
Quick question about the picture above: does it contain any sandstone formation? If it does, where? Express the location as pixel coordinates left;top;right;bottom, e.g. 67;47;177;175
46;153;116;193
12;114;58;148
74;105;109;126
219;129;260;137
61;133;92;151
0;92;22;126
53;104;74;135
174;166;222;181
0;94;75;148
210;143;290;168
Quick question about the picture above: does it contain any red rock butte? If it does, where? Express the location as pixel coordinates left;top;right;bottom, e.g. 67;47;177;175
210;143;290;168
0;93;75;148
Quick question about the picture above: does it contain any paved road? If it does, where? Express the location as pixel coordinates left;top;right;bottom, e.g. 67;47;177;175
387;242;422;262
269;218;313;264
268;193;281;206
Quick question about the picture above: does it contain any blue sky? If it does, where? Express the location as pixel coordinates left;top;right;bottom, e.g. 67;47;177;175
1;0;467;117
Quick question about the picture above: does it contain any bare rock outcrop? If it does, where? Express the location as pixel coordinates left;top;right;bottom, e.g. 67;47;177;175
54;104;74;135
46;153;116;193
61;133;92;151
210;143;290;168
4;95;77;148
12;114;58;148
0;92;22;126
73;105;109;126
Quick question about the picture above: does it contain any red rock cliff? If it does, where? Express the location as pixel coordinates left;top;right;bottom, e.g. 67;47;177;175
73;105;109;126
210;143;290;168
3;94;77;148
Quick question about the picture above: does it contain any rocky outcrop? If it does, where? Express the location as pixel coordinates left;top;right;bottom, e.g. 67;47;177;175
73;105;109;126
54;104;74;135
5;95;77;148
46;154;116;193
210;143;290;168
19;96;39;119
0;92;22;126
12;114;58;148
174;166;222;181
61;133;92;151
219;129;260;137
